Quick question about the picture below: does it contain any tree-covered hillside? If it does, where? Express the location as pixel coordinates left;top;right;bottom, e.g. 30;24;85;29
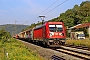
0;24;29;36
50;1;90;28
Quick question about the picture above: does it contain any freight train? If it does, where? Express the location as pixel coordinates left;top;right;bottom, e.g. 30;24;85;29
17;22;66;47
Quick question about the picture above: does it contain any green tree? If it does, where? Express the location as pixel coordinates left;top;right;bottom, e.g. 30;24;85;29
0;29;11;39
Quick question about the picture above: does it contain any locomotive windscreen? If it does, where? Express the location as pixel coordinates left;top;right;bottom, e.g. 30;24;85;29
49;25;63;32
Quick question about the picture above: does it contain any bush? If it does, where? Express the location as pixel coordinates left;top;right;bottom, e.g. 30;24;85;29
0;29;11;43
66;39;90;48
0;38;44;60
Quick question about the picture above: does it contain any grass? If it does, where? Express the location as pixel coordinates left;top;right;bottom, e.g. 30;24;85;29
66;39;90;48
0;38;44;60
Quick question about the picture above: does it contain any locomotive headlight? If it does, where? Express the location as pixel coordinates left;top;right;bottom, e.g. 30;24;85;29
49;32;54;37
59;33;64;36
59;33;62;35
50;33;52;36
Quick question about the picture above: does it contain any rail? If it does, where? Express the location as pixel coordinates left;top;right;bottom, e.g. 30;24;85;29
55;45;90;60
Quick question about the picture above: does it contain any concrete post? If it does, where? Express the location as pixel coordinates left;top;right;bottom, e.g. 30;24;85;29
88;26;90;40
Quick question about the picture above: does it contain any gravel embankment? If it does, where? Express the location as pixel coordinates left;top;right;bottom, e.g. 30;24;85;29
20;40;83;60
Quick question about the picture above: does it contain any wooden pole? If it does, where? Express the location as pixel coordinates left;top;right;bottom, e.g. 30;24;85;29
88;26;90;40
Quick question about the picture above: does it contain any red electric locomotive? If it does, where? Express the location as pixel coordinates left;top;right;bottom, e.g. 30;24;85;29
33;22;66;47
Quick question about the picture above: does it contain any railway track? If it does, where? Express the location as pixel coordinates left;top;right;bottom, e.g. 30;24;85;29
65;44;90;51
51;55;65;60
19;39;90;60
28;40;90;60
53;45;90;60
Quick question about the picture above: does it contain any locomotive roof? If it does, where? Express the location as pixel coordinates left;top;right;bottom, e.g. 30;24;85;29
34;22;63;29
18;22;64;35
34;24;45;29
48;22;63;24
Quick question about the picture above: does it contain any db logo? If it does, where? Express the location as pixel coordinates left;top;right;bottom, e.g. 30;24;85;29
55;33;58;35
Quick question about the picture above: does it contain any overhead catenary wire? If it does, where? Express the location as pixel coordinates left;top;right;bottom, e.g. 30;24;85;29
31;0;59;23
40;0;59;14
32;0;68;23
43;0;68;15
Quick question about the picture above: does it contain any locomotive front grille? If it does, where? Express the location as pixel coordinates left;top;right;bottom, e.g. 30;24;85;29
48;38;66;40
49;40;61;45
53;40;60;45
48;38;66;45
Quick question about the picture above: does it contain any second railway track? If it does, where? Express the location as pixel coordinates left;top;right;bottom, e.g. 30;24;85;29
53;45;90;60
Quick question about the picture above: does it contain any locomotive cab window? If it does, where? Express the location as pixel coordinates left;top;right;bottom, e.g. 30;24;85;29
49;25;63;32
56;25;63;32
49;25;56;32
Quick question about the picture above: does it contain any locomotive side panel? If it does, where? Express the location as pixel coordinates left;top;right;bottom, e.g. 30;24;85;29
42;26;46;39
33;28;43;40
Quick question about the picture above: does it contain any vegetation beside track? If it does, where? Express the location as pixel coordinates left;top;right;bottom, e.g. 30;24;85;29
66;39;90;48
0;38;44;60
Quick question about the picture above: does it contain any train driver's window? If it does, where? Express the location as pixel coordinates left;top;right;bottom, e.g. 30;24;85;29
56;25;63;32
49;25;56;32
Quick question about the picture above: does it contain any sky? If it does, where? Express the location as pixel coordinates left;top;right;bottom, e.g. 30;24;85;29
0;0;86;25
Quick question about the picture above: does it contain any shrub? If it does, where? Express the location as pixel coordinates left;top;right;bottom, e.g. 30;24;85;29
0;29;11;43
66;39;90;48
